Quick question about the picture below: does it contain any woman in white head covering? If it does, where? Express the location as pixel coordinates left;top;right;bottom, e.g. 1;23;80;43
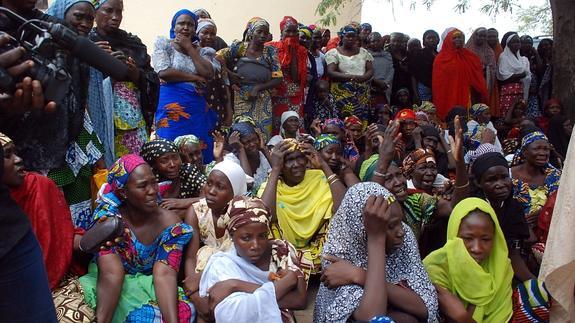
497;33;531;116
267;110;301;148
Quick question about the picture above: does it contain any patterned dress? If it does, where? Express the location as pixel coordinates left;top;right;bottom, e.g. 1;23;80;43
193;198;233;272
79;222;195;323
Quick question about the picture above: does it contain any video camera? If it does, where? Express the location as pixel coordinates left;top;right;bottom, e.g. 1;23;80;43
0;6;129;106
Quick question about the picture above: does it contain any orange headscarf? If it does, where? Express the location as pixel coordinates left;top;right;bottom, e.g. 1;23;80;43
432;29;488;121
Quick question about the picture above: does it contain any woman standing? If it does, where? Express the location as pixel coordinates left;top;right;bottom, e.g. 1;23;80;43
267;16;309;134
432;28;488;121
497;33;531;117
196;18;233;130
216;17;283;140
90;0;160;158
465;28;497;114
152;9;217;162
409;29;439;102
325;24;374;124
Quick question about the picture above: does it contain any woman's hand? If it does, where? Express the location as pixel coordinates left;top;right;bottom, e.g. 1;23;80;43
95;41;112;53
213;130;225;161
160;198;190;210
270;141;290;171
435;284;469;322
310;118;322;137
247;85;260;101
207;280;238;311
448;116;465;163
363;195;392;238
174;33;197;54
378;120;402;157
183;272;202;297
321;255;365;289
276;269;299;289
228;131;243;151
94;216;128;251
300;142;323;169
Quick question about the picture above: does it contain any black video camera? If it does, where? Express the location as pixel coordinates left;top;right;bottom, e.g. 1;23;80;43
0;6;129;106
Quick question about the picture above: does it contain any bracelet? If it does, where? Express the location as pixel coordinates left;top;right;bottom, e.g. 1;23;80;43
327;174;338;183
329;178;341;186
454;181;469;189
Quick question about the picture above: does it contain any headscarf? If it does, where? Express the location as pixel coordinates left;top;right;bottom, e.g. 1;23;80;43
196;18;216;35
543;98;562;115
497;33;530;81
344;115;362;128
420;125;440;140
141;139;179;165
231;120;257;138
432;28;488;120
324;118;345;130
220;196;270;233
0;132;12;146
511;131;548;166
193;8;211;18
211;160;248;197
244;17;269;41
423;198;513;322
46;0;94;19
395;108;416;121
465;27;497;95
279;16;298;33
402;148;435;178
314;134;340;151
298;25;312;39
416;111;429;122
416;101;437;114
170;9;198;39
174;134;201;148
465;143;503;165
283;138;301;152
93;154;147;219
94;0;108;9
471;103;491;119
338;24;359;37
471;151;508;181
360;23;372;32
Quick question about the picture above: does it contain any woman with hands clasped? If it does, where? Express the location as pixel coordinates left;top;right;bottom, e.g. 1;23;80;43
198;196;307;323
258;139;346;282
313;183;438;322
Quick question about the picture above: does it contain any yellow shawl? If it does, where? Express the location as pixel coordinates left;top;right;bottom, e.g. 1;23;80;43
258;169;333;248
423;197;513;323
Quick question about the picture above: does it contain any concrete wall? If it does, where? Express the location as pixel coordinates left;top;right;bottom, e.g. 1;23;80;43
86;0;362;52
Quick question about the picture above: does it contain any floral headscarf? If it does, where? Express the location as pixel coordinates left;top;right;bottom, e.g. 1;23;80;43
219;196;270;232
471;103;490;119
511;131;548;166
174;134;201;148
324;118;345;130
416;101;437;114
245;17;269;40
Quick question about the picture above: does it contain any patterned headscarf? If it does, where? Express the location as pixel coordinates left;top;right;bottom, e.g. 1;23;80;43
46;0;94;19
231;120;257;138
196;18;216;35
314;134;340;151
245;17;269;40
0;132;12;146
465;143;503;165
93;154;148;220
344;115;362;129
170;9;198;39
402;148;436;178
395;109;417;121
283;138;301;152
471;103;490;119
299;25;312;39
512;131;549;166
324;118;345;130
193;8;211;18
416;101;437;114
220;196;270;233
360;23;372;31
141;139;179;165
280;16;298;32
174;134;201;148
338;24;359;37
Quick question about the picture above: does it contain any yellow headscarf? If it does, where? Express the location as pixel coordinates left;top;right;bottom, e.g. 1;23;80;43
257;169;333;248
423;197;513;322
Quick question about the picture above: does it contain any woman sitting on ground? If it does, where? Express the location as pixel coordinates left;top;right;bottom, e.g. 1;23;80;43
314;134;360;187
79;154;194;323
141;139;206;212
183;160;248;321
314;183;438;322
224;118;272;195
267;111;303;148
423;198;513;322
174;132;225;175
467;103;502;151
198;196;307;323
258;139;346;281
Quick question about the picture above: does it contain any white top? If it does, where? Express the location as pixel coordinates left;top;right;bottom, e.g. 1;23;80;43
152;36;218;74
325;47;373;76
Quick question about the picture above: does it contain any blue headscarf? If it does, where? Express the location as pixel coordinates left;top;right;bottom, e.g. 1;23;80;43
46;0;94;19
511;131;549;166
360;23;372;31
170;9;198;39
94;0;108;10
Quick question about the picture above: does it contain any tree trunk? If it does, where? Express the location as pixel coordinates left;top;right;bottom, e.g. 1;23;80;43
550;0;575;119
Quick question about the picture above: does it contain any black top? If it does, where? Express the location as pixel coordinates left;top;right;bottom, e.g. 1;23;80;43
0;145;31;259
479;195;530;244
390;55;413;105
435;150;449;177
408;47;436;88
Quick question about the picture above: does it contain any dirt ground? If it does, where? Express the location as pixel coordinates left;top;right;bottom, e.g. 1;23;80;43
293;276;320;323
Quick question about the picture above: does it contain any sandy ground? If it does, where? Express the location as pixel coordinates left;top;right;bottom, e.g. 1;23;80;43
293;276;320;323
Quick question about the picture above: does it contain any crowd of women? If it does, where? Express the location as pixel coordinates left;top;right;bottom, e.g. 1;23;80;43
0;0;574;322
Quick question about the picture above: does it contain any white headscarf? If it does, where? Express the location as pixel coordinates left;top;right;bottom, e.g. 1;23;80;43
196;18;217;35
211;160;248;196
497;33;530;81
280;110;300;137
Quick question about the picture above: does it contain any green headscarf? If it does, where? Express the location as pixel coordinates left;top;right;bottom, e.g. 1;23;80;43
423;197;513;322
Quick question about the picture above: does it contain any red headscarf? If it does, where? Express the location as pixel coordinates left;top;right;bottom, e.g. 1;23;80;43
266;16;308;89
432;29;488;121
395;108;416;121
